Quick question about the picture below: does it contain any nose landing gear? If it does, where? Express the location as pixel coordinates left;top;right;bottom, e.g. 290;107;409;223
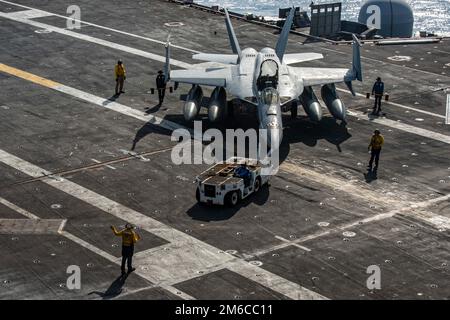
291;101;298;119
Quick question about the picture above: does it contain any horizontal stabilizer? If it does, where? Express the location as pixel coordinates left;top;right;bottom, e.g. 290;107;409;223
192;53;239;65
293;67;352;87
170;69;227;87
283;53;324;65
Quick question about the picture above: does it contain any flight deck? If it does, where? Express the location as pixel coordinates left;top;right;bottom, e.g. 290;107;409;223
0;0;449;300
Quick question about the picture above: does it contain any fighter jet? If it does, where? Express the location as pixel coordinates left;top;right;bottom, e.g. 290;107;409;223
164;8;362;149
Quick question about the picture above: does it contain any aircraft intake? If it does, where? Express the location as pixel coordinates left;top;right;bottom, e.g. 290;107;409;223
321;84;346;121
299;86;322;122
184;85;203;121
208;87;227;122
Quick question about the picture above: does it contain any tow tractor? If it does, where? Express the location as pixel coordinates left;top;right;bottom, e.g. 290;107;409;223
195;157;270;207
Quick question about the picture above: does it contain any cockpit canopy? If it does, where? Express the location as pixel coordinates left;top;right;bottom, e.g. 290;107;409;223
261;59;278;77
256;59;279;91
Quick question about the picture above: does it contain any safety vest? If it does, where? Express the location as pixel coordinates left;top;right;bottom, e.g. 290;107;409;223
113;227;140;246
115;64;126;77
369;135;384;150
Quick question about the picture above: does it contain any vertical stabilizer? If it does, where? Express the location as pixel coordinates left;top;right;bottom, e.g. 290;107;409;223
275;7;296;62
352;34;362;82
164;34;171;82
224;8;242;57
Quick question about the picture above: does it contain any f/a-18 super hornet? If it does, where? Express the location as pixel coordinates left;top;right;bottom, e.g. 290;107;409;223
164;7;362;149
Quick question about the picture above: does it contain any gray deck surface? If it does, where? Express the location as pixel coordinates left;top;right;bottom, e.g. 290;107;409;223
0;0;449;300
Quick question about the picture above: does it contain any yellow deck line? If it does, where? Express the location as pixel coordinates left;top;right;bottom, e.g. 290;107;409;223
0;63;60;88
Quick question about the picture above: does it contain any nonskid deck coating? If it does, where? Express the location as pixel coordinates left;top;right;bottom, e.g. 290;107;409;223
0;0;449;300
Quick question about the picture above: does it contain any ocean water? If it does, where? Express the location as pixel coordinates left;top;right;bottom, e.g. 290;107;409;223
195;0;450;36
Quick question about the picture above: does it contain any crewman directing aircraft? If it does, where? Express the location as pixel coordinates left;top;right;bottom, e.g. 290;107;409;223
368;129;384;171
115;60;126;95
111;223;140;275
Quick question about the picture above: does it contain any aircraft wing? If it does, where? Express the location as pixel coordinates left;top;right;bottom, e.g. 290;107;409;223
170;68;229;87
289;67;354;87
283;53;324;65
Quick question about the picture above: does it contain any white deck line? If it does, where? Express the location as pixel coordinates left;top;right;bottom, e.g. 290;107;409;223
0;10;193;69
0;196;39;219
0;0;200;53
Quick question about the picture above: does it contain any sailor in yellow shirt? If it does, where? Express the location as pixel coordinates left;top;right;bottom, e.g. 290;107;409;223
114;60;126;95
111;223;140;275
368;129;384;171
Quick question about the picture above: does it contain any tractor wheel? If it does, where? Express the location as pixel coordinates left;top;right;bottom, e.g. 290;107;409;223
225;190;240;207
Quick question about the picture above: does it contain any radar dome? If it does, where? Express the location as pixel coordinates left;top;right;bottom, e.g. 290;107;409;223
358;0;414;38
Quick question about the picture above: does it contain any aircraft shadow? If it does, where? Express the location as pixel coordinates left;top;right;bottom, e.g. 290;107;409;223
284;115;351;152
131;121;173;151
130;112;350;156
130;110;350;170
129;110;351;217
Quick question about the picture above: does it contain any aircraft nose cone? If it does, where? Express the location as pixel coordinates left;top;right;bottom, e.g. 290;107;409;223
183;101;198;121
